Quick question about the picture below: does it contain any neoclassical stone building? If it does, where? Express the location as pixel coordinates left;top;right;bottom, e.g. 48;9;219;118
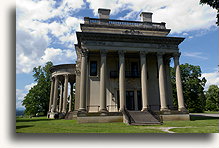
48;9;189;124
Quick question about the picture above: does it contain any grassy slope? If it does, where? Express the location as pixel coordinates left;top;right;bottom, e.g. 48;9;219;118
16;117;164;133
16;115;219;133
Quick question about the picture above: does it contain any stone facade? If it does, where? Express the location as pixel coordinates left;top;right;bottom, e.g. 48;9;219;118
48;8;189;121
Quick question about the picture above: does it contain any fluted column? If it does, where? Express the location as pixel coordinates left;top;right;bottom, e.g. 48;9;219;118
140;51;149;111
62;74;68;113
174;53;187;112
79;48;87;112
99;50;108;113
119;50;126;111
51;76;59;113
58;83;63;112
157;53;169;111
69;83;73;112
48;78;54;112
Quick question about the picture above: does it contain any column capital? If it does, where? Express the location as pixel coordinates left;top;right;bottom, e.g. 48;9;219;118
140;51;148;56
118;50;125;56
173;52;181;58
80;47;88;57
100;49;107;56
64;74;69;78
54;75;58;80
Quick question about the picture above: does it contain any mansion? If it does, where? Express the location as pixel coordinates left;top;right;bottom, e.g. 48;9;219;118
47;9;189;124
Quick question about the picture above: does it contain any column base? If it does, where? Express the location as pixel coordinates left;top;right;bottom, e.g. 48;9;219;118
178;107;188;113
78;108;86;112
77;109;87;117
119;108;125;112
99;109;108;116
160;108;170;112
141;107;150;112
49;112;59;119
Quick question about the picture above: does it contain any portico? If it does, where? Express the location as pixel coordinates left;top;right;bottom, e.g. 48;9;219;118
76;48;186;113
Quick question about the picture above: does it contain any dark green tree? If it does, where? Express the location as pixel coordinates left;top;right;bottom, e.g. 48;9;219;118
205;85;219;111
22;61;53;116
171;63;207;113
200;0;219;25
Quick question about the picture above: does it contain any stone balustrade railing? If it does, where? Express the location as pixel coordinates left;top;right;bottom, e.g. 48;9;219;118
84;17;166;29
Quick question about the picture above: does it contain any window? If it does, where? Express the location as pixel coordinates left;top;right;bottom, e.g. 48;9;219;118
90;61;97;76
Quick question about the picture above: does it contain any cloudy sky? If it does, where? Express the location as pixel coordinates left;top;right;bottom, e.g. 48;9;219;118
16;0;218;110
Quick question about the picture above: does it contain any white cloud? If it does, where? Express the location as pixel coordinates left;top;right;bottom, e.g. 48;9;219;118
16;0;84;74
16;0;217;74
87;0;217;33
40;48;77;65
25;82;37;90
182;52;208;60
202;72;219;90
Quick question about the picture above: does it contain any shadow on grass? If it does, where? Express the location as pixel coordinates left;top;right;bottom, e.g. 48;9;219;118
16;118;52;122
190;115;219;121
16;125;34;130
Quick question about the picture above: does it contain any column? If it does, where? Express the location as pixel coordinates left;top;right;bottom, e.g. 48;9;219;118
58;83;63;112
79;49;87;112
48;78;54;112
119;50;126;111
99;50;108;113
140;51;149;111
51;76;59;113
62;74;68;113
157;53;169;111
69;83;73;112
174;53;187;112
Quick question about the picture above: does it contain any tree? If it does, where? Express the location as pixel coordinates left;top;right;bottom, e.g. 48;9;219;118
171;63;207;113
205;85;219;111
22;61;53;116
200;0;219;26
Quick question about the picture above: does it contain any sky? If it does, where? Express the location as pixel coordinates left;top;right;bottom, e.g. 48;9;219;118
16;0;219;110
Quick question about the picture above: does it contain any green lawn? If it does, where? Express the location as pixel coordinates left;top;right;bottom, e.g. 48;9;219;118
16;115;219;133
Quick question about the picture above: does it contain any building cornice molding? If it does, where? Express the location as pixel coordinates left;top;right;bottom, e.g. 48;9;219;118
76;32;185;47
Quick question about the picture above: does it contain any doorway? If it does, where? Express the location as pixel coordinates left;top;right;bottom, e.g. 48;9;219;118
126;91;135;110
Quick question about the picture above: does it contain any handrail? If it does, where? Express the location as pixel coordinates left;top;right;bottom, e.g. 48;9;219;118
84;17;166;29
148;109;163;123
122;108;135;124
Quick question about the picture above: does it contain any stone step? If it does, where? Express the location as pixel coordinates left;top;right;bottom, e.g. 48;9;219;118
126;110;161;125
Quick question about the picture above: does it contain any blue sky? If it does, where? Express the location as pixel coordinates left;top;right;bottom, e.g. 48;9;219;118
16;0;218;110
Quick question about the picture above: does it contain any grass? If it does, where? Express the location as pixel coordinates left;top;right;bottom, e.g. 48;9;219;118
16;115;219;133
203;111;219;114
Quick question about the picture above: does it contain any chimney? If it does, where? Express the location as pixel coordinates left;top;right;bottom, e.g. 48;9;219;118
140;12;153;22
98;8;111;19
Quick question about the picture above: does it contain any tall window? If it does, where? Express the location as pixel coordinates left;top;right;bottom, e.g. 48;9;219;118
90;61;97;76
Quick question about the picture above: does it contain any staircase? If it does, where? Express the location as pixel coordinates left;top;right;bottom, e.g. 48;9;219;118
123;109;162;125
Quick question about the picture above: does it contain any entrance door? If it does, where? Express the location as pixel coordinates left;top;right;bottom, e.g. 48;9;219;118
137;91;142;110
126;91;135;110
